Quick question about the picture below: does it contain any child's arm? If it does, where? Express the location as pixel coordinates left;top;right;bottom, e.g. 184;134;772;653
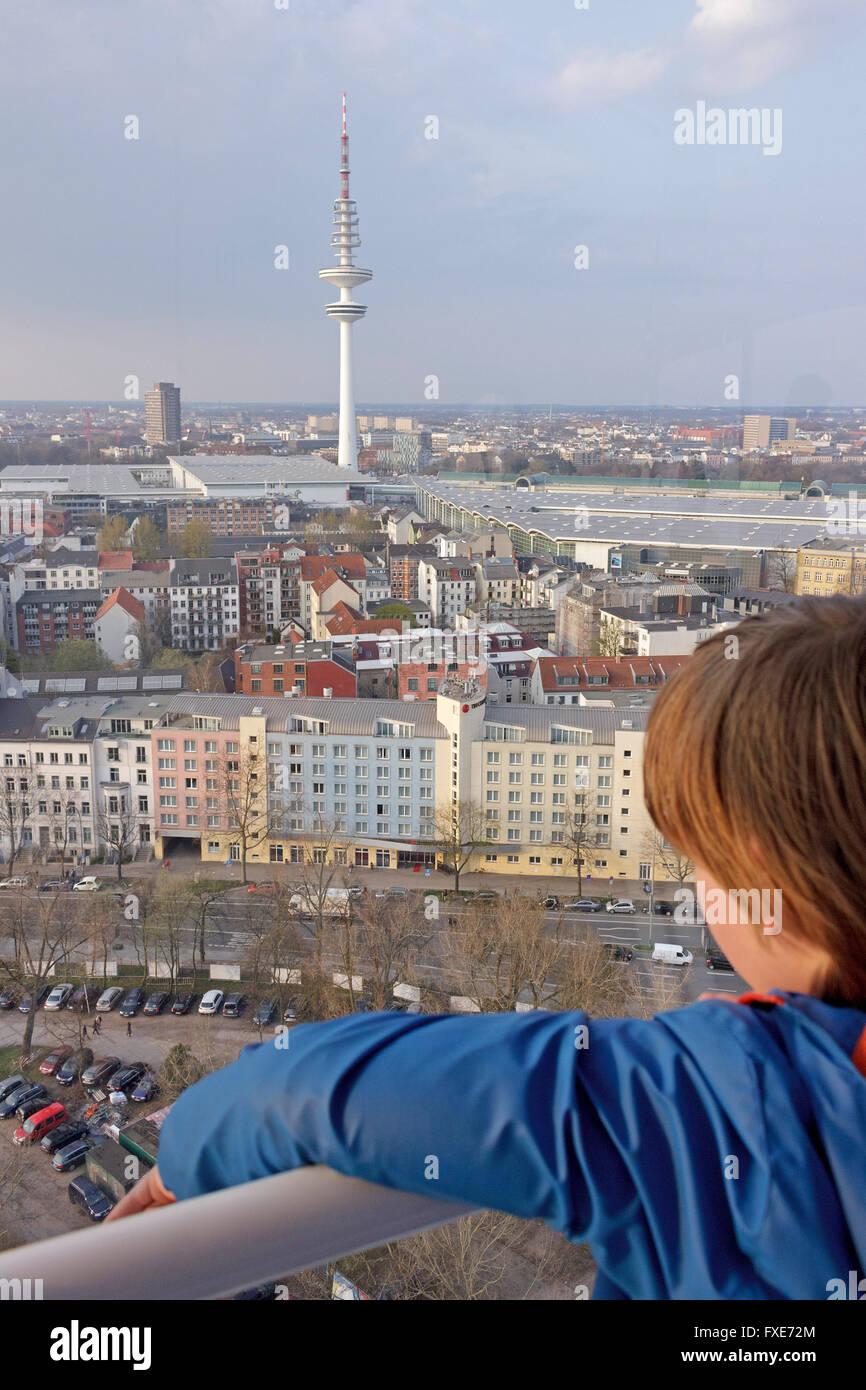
155;1006;755;1250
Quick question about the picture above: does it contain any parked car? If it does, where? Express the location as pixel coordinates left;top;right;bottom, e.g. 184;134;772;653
565;898;601;912
40;1046;73;1076
645;899;674;915
131;1072;159;1103
18;985;52;1013
81;1056;121;1088
246;879;279;894
171;992;196;1015
606;899;636;914
72;876;102;893
39;879;68;892
385;886;408;900
56;1049;92;1087
706;948;735;972
44;983;74;1011
143;991;169;1016
0;876;28;889
105;1062;148;1093
541;896;559;910
68;1175;114;1221
119;988;145;1018
252;998;277;1026
475;891;499;903
347;884;364;899
53;1136;94;1172
221;993;246;1017
602;944;634;963
67;985;96;1013
41;1120;90;1154
0;988;17;1010
282;996;303;1023
95;986;124;1012
0;1074;28;1105
15;1093;52;1124
14;1101;66;1146
198;989;224;1015
0;1083;44;1120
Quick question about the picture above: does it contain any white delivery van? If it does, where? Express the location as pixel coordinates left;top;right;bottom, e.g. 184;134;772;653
651;943;693;966
289;887;352;917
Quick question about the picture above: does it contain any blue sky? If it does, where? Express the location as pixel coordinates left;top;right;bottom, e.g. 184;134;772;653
2;0;865;406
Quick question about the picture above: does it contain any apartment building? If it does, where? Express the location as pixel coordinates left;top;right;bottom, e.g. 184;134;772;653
796;538;866;596
530;655;689;706
386;544;434;601
146;685;663;884
169;558;240;652
475;557;519;608
99;568;172;631
234;640;356;698
235;547;283;635
9;548;100;604
418;557;477;624
16;589;101;654
166;498;292;537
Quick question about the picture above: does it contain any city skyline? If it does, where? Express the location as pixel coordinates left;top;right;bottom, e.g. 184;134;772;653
2;2;865;405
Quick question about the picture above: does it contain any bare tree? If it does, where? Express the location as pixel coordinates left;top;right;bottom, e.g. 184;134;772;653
593;616;623;659
443;896;561;1012
96;792;140;881
0;767;30;876
561;793;605;893
219;745;274;884
764;549;798;593
0;892;90;1053
639;829;694;890
433;799;491;892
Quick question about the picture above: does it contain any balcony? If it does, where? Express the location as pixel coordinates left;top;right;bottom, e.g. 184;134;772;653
0;1166;476;1299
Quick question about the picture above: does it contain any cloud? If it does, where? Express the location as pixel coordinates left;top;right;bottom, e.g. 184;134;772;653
687;0;863;88
555;47;669;107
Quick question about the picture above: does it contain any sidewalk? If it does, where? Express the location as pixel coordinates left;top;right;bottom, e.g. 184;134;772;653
114;857;680;903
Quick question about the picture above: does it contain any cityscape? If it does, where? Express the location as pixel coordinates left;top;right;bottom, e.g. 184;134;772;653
0;0;864;1338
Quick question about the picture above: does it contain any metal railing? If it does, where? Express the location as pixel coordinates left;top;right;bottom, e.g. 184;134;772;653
0;1167;478;1300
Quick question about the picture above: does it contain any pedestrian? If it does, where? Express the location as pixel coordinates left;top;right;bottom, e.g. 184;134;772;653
82;1024;88;1040
126;1020;132;1038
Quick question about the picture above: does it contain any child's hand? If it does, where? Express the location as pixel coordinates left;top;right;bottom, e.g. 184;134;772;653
105;1165;176;1221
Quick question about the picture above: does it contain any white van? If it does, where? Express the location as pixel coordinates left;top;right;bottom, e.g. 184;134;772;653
652;943;693;966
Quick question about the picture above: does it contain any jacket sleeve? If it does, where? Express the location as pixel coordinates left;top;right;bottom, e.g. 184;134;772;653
156;1005;763;1256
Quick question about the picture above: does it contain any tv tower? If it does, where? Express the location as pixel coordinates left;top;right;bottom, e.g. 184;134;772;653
318;94;372;471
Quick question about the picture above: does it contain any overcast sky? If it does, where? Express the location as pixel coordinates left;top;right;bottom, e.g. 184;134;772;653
2;0;865;407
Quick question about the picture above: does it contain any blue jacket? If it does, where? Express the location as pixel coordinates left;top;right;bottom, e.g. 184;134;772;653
158;991;866;1299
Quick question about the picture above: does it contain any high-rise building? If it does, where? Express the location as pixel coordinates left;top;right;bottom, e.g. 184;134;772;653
144;381;181;445
742;414;795;452
319;94;372;471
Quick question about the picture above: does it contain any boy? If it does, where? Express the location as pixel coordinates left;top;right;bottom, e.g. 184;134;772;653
108;598;866;1299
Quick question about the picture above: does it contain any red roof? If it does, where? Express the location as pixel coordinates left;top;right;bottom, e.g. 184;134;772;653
534;655;689;691
299;553;366;582
325;613;398;638
98;550;133;570
95;586;146;624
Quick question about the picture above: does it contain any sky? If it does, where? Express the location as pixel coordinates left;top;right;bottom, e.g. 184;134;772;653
2;0;865;407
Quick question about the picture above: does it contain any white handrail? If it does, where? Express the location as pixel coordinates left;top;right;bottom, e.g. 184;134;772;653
0;1167;479;1300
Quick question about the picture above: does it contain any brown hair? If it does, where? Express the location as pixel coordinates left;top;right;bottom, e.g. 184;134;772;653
643;595;866;1006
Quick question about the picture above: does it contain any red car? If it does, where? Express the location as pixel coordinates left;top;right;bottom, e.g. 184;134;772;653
39;1046;73;1076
